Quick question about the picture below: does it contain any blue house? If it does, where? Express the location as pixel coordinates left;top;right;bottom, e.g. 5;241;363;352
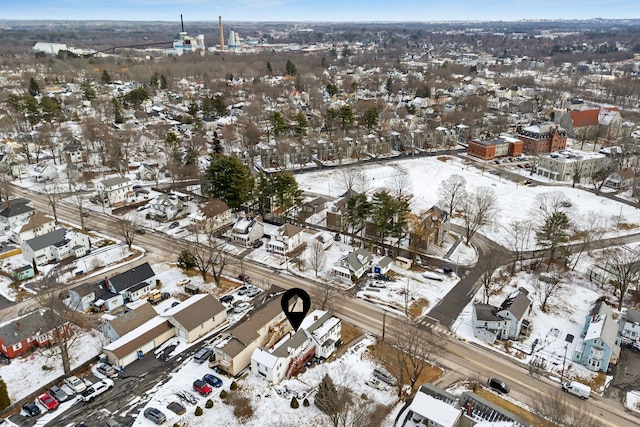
573;301;621;372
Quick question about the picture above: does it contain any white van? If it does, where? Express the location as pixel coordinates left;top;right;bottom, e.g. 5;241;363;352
562;381;590;399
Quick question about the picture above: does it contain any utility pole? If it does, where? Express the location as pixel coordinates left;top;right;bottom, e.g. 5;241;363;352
382;309;387;340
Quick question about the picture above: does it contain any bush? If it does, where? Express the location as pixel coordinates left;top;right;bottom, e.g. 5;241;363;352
290;396;299;409
205;399;213;409
230;381;238;390
303;398;310;407
194;406;203;416
173;424;180;427
361;393;368;400
220;390;228;399
42;365;52;371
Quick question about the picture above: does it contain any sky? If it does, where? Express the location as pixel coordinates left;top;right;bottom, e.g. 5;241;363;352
1;0;639;22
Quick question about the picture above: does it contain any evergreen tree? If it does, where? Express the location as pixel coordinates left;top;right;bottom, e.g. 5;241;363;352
315;374;341;415
160;74;168;89
535;211;570;262
294;111;308;136
290;396;299;409
361;107;379;130
28;77;40;96
177;250;196;271
39;96;61;123
205;155;254;209
101;70;112;85
325;82;339;97
338;104;355;131
0;377;10;410
266;61;273;75
112;97;123;124
80;81;96;101
211;131;223;154
270;111;289;136
285;59;297;76
386;76;393;95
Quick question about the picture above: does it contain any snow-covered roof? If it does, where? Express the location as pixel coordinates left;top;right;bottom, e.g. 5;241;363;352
252;347;278;369
584;314;606;341
407;392;460;427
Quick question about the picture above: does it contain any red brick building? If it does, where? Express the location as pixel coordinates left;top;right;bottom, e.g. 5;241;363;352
0;310;72;359
467;136;523;160
517;122;567;155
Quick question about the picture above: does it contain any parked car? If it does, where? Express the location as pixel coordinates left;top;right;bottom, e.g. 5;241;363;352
237;286;248;295
79;378;114;402
203;374;223;388
245;288;262;298
171;301;180;308
135;228;146;234
64;375;87;394
234;302;252;313
487;377;510;394
375;274;391;281
177;278;191;286
169;221;180;229
365;377;386;390
193;379;212;396
373;367;397;386
220;295;234;304
193;347;213;364
238;274;251;283
37;392;59;411
97;363;118;378
103;417;122;427
22;402;41;417
49;385;70;403
252;240;264;249
143;407;167;425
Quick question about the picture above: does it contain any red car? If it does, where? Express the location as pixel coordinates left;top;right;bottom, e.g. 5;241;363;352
37;392;59;411
193;379;212;396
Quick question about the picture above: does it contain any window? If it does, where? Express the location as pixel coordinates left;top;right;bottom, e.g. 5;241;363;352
13;342;22;351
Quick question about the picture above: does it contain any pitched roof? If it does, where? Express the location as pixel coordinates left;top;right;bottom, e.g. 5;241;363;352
25;228;67;252
0;201;34;219
498;288;531;320
278;223;305;238
0;309;60;346
100;176;130;188
19;212;54;234
346;248;372;271
103;317;173;359
474;304;503;322
108;262;155;293
570;109;599;128
201;199;230;217
163;294;225;331
625;309;640;324
108;303;157;337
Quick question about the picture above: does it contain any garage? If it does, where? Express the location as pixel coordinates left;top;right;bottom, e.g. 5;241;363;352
103;317;175;369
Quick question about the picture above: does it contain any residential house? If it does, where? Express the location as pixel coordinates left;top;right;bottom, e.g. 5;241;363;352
0;198;34;230
573;301;621;372
0;309;72;359
106;262;157;302
212;286;291;376
62;144;83;165
92;291;124;313
267;223;306;256
619;309;640;349
326;190;360;231
467;135;523;160
12;265;34;281
605;167;635;189
68;282;102;313
299;196;329;220
229;218;264;247
472;288;532;344
517;122;567;155
190;198;232;233
408;206;450;251
149;194;184;221
159;294;227;343
21;227;90;266
17;211;56;244
587;246;640;287
333;248;373;280
251;310;342;384
96;177;133;207
137;163;156;181
101;302;158;342
374;256;394;275
30;162;58;182
535;149;608;182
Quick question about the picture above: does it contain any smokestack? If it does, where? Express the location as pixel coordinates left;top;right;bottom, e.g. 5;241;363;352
219;16;224;51
181;14;184;33
17;322;22;332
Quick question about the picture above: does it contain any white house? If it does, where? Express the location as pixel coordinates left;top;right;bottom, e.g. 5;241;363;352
62;144;83;165
150;194;184;221
267;223;306;255
229;218;264;247
472;288;532;344
106;262;157;302
30;162;58;182
619;308;640;350
159;294;227;343
333;248;373;279
18;212;56;244
0;198;35;230
21;227;90;266
190;198;232;233
96;177;133;207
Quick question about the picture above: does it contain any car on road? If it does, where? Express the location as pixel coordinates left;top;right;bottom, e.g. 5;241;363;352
220;295;234;304
135;228;146;234
82;211;90;217
143;407;166;424
487;377;510;394
193;379;212;396
169;221;180;229
97;363;118;378
203;374;223;388
238;273;251;283
22;402;41;417
37;392;59;411
49;385;70;403
193;347;213;364
64;375;87;394
79;378;114;402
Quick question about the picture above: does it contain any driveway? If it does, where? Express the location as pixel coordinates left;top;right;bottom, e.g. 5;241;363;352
605;344;640;403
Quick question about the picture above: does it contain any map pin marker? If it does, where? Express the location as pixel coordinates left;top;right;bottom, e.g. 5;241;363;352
281;288;311;332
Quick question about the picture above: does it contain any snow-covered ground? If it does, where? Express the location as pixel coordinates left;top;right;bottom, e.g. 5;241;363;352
625;390;640;414
130;335;400;426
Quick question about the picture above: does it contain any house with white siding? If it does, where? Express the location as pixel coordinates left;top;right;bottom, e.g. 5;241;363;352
96;177;133;207
21;228;90;266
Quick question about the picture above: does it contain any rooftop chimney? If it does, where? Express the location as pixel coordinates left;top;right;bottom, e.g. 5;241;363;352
16;322;22;332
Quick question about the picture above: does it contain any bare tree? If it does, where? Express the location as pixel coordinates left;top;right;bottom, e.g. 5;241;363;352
35;268;83;374
387;165;413;201
461;186;499;244
41;183;63;223
599;246;640;310
115;214;139;249
307;239;327;277
407;211;430;262
569;211;608;271
478;258;505;304
438;174;467;219
532;266;566;313
530;390;603;427
186;223;235;285
504;219;533;274
340;166;367;194
312;281;342;311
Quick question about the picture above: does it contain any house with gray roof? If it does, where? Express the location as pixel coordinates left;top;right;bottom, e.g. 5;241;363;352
107;262;157;302
21;227;90;266
573;301;621;372
472;288;532;344
0;309;71;359
0;198;34;229
160;294;227;343
266;223;306;255
619;308;640;349
95;176;133;207
333;248;373;279
101;302;158;342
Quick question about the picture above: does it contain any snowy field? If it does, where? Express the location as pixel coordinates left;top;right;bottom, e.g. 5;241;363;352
295;155;640;250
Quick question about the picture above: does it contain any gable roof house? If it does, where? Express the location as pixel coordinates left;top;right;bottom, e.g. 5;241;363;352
21;227;90;266
0;309;72;359
573;301;621;372
62;143;83;165
30;162;58;182
106;262;157;302
101;302;159;342
95;177;133;207
149;194;184;221
103;316;174;369
299;196;329;221
619;308;640;350
190;198;232;233
229;218;264;247
325;190;360;231
266;223;306;256
408;206;450;252
605;167;635;189
159;294;227;343
333;248;373;280
18;211;56;244
0;198;34;230
472;288;532;344
212;286;291;376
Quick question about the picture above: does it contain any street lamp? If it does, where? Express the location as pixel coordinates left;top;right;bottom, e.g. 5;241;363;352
561;333;574;382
